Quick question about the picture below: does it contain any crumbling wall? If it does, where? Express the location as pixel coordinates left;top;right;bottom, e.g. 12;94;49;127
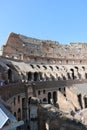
38;105;87;130
66;87;81;110
57;91;75;112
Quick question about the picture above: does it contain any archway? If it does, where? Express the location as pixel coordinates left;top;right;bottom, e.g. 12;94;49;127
78;94;83;109
39;72;43;81
14;112;16;117
75;66;78;71
62;76;66;80
34;72;38;81
8;69;12;81
48;92;51;104
27;72;32;81
17;108;21;121
67;72;71;79
43;98;47;103
53;91;57;105
70;68;74;79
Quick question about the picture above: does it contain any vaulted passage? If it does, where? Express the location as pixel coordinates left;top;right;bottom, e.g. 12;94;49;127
48;92;51;104
34;72;38;81
67;73;71;79
17;108;21;121
53;91;57;105
70;68;74;79
8;69;12;81
39;72;43;81
78;94;83;109
27;72;32;81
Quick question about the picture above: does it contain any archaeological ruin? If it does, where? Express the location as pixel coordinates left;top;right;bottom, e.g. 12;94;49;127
1;32;87;129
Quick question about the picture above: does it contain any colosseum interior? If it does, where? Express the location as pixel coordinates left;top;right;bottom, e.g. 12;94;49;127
1;32;87;129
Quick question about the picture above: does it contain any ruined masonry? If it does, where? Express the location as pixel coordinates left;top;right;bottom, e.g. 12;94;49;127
1;32;87;129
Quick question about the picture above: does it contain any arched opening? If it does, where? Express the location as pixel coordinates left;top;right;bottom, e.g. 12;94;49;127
43;65;47;70
82;66;85;71
28;97;31;120
37;65;40;69
17;108;21;121
58;76;61;80
49;66;53;71
43;98;47;103
34;72;38;81
62;76;66;80
39;72;43;81
50;74;55;81
56;66;59;70
53;91;57;105
75;66;79;79
75;66;78;71
78;94;83;109
48;92;51;104
8;69;12;81
30;64;34;69
70;68;74;80
63;87;66;97
67;73;71;79
27;72;32;81
18;95;20;103
59;88;61;92
28;97;31;104
14;112;16;117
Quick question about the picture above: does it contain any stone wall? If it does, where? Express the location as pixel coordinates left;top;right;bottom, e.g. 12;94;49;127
66;87;81;109
38;105;87;130
2;32;87;64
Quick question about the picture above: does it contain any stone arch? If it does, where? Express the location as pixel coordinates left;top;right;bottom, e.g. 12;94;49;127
55;66;59;70
43;98;47;103
67;72;71;79
59;88;61;92
48;92;51;104
77;94;83;109
74;66;79;79
17;108;21;121
75;66;78;71
53;91;57;105
37;65;40;69
50;74;55;81
27;72;32;81
8;69;12;81
82;66;85;71
28;97;31;104
63;87;66;97
43;65;47;70
62;75;66;80
70;68;74;79
44;73;50;81
14;112;16;117
49;66;53;71
39;72;43;81
34;72;38;81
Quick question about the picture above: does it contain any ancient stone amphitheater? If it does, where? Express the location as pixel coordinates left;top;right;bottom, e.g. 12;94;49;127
1;32;87;129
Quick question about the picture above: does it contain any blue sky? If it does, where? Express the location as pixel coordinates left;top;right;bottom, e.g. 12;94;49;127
0;0;87;48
